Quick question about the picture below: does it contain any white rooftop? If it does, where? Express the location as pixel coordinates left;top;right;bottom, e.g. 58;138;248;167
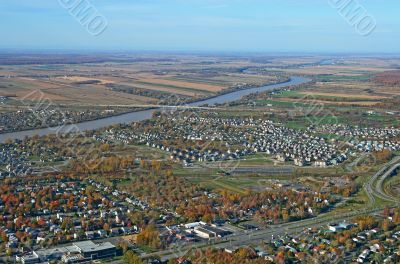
73;241;115;252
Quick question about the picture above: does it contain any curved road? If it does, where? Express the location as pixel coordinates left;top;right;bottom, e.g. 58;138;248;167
374;163;400;203
364;156;400;205
140;156;400;261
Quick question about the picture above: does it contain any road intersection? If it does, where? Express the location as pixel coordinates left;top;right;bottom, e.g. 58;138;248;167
126;156;400;261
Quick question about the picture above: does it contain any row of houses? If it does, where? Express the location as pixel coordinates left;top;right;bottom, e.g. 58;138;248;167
92;113;400;169
97;116;352;167
260;219;400;264
0;179;143;251
0;147;33;177
309;124;400;140
0;139;67;178
0;108;122;134
349;140;400;152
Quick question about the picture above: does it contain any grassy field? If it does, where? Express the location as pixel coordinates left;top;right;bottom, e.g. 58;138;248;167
0;77;158;105
138;77;226;92
0;55;287;108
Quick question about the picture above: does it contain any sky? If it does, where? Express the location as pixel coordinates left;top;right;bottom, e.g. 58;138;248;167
0;0;398;53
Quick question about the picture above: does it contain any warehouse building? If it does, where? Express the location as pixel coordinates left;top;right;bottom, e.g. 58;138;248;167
29;240;117;263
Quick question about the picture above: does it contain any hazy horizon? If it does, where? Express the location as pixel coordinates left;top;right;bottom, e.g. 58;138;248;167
0;0;399;53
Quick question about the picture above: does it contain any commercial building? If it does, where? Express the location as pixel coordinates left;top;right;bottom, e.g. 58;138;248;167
193;225;231;239
73;241;117;259
31;240;117;263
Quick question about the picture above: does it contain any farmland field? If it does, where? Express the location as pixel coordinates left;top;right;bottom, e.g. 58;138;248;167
1;54;399;130
0;54;288;109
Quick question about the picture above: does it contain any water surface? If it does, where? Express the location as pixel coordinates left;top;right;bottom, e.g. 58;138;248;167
0;76;310;142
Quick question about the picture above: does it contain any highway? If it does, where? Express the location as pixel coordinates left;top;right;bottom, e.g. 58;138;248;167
364;156;400;205
374;163;400;203
140;207;385;261
139;156;400;261
133;157;400;261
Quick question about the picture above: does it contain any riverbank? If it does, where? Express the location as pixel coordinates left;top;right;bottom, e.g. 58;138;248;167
0;76;311;143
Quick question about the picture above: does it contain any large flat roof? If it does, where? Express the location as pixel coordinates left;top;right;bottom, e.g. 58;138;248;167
73;241;116;252
35;241;116;257
34;245;79;257
200;225;230;235
22;254;39;261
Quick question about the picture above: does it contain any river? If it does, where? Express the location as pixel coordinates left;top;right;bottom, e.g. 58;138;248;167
0;76;310;142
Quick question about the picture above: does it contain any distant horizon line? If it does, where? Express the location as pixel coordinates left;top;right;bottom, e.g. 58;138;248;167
0;48;400;57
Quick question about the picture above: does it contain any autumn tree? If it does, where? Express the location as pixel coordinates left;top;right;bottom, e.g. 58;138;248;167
136;224;161;249
122;250;144;264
